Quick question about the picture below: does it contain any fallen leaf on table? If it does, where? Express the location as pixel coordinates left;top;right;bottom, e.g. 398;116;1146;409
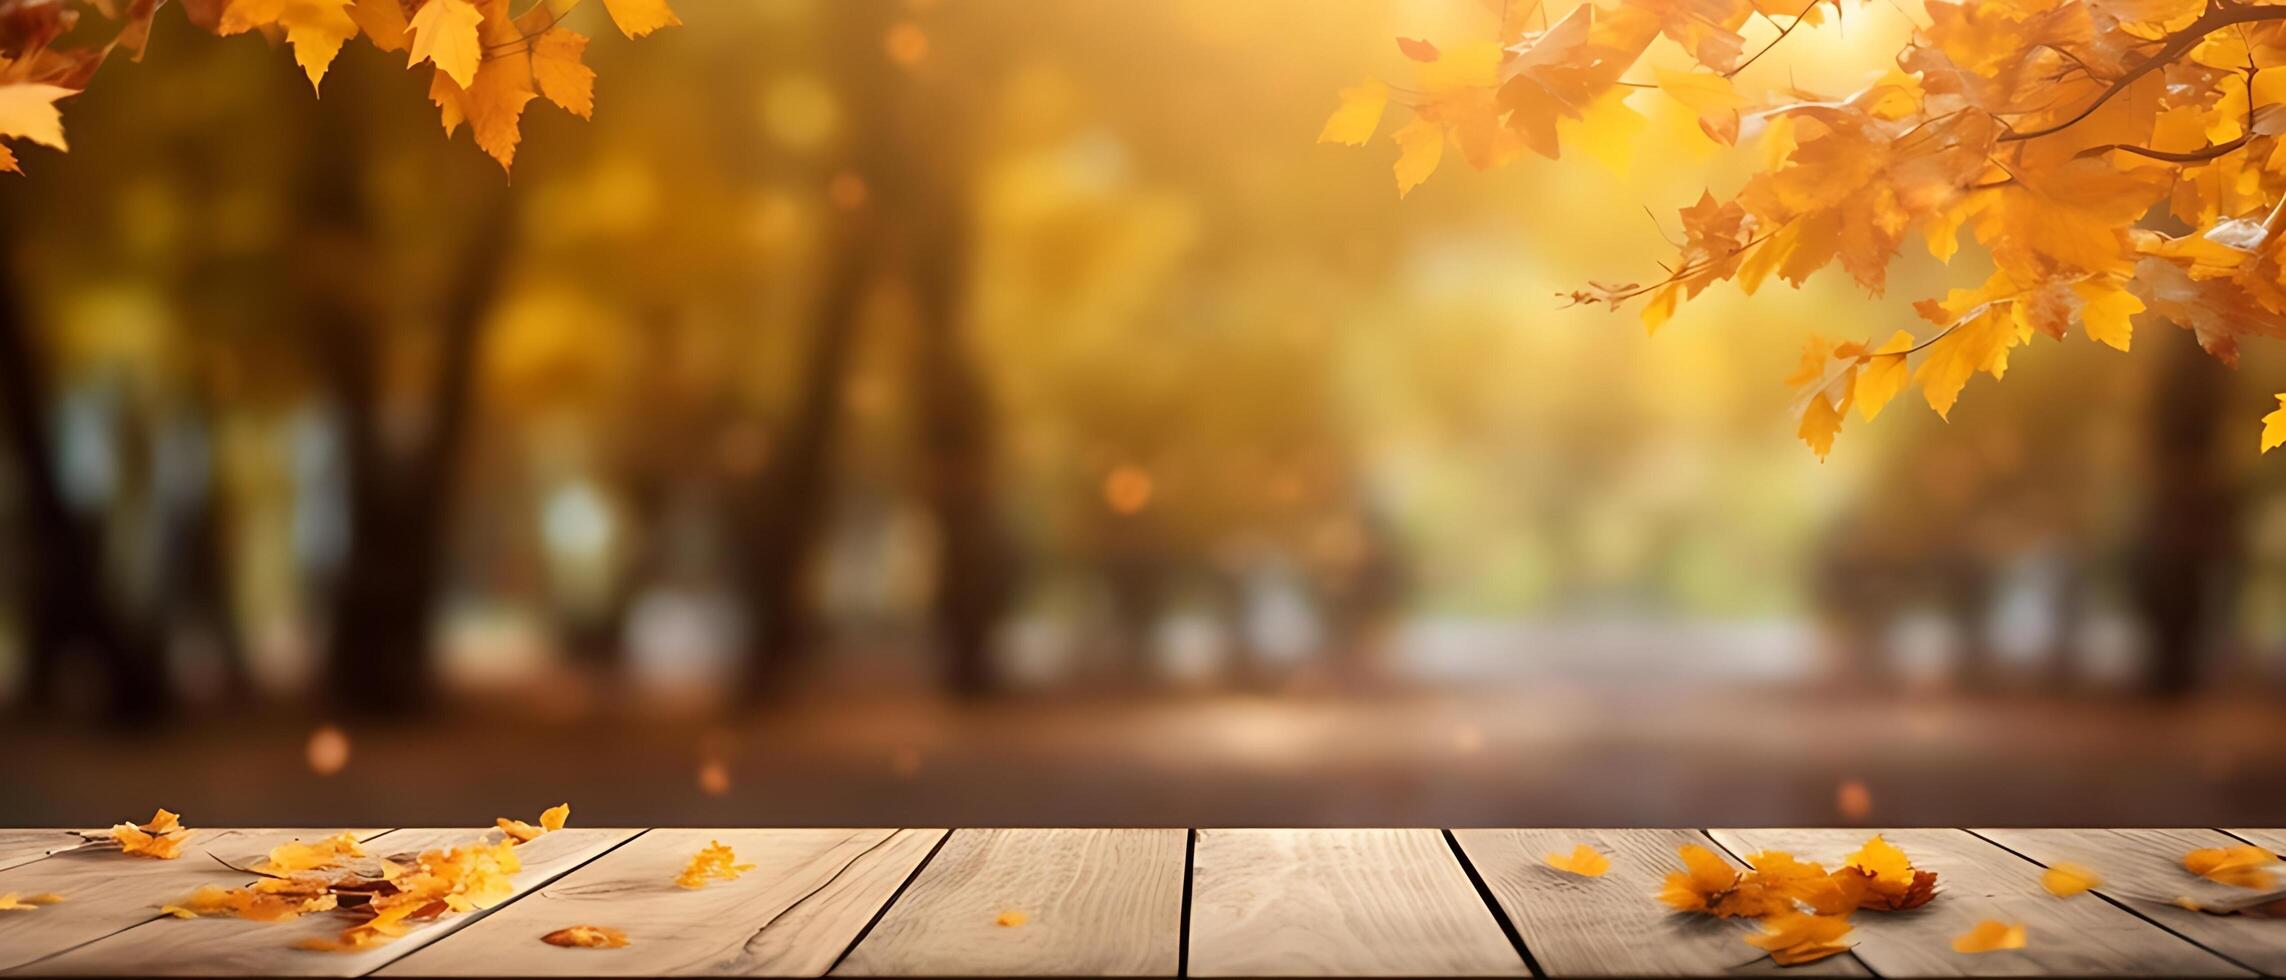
497;803;571;844
2041;861;2102;898
1832;835;1938;910
2185;845;2280;890
1545;844;1611;878
256;832;366;875
0;892;61;911
674;840;754;889
995;909;1028;927
1746;911;1853;965
1951;919;2027;953
1658;844;1748;915
542;925;629;948
104;809;189;859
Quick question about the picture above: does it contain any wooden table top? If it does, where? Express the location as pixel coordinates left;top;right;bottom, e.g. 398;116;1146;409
0;827;2279;977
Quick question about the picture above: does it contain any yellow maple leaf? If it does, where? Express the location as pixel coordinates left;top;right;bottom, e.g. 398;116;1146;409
2073;278;2141;352
0;83;75;153
2261;395;2286;454
1391;116;1442;198
1655;69;1746;144
0;892;62;911
1544;844;1612;878
529;29;595;119
1951;919;2027;953
347;0;409;51
599;0;679;39
675;840;756;889
1853;331;1915;422
1319;78;1387;146
994;908;1028;927
2041;861;2102;898
542;924;629;948
255;832;365;875
1799;391;1844;461
1656;843;1741;913
108;809;189;859
407;0;484;90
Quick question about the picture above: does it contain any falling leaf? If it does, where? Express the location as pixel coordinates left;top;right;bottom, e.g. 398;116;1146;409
1391;116;1443;198
2042;861;2102;898
675;840;756;889
2185;846;2280;890
542;925;629;948
995;909;1028;927
406;0;483;89
599;0;679;39
529;29;595;120
1544;844;1612;878
0;893;62;911
1318;78;1388;146
1951;919;2027;953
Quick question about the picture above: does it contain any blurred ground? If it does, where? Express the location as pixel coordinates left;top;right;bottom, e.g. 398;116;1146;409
7;626;2280;828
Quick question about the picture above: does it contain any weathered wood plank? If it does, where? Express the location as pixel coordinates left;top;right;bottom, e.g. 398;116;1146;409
16;827;634;977
0;828;386;973
832;828;1183;977
1709;828;2245;978
0;833;86;874
1188;829;1527;978
1975;828;2286;974
2226;829;2286;856
1451;828;1868;977
382;828;943;977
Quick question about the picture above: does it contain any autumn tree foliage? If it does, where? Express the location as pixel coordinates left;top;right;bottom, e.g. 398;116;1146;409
0;0;677;171
1325;0;2286;457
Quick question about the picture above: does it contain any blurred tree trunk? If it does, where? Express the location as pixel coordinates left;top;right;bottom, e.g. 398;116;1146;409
0;264;166;721
297;79;511;715
2129;332;2242;696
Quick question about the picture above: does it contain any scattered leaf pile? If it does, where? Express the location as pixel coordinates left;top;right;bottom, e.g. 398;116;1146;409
541;924;628;948
156;805;569;952
1658;836;1937;965
98;809;189;860
1544;844;1612;878
674;840;754;889
0;892;62;911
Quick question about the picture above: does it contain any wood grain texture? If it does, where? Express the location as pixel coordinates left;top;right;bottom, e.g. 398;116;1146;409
1709;828;2245;978
382;828;944;977
2225;828;2286;856
832;828;1183;977
0;828;386;973
16;827;633;977
1451;828;1868;977
0;833;84;874
1975;828;2286;974
1188;829;1527;978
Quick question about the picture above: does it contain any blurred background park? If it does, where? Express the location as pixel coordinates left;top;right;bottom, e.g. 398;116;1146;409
6;0;2286;829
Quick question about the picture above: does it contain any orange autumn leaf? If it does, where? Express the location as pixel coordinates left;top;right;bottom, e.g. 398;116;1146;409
1951;919;2028;953
107;809;189;860
2185;845;2281;890
995;909;1029;927
1657;843;1744;914
1544;844;1612;878
542;925;630;948
674;840;755;889
498;803;570;844
0;892;62;911
2042;861;2103;898
255;832;365;875
288;836;524;951
1746;911;1854;966
1832;835;1939;911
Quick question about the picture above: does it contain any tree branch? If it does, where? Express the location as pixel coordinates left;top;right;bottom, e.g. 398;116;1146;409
2000;3;2286;143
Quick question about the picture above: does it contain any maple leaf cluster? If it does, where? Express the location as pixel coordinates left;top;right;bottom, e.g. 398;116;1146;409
1656;835;1937;965
1327;0;2286;457
0;0;675;173
158;804;568;952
